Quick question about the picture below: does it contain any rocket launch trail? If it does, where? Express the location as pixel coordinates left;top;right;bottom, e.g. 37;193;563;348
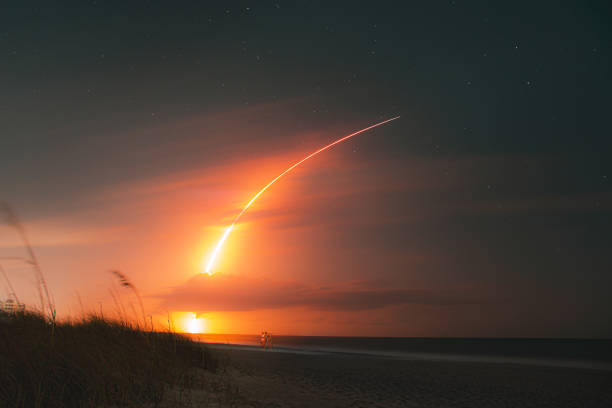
204;116;401;274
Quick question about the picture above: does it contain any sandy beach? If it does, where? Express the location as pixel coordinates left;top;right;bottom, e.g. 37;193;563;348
188;344;612;408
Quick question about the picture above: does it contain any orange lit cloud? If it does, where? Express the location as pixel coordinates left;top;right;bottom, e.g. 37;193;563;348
154;274;505;313
0;218;129;249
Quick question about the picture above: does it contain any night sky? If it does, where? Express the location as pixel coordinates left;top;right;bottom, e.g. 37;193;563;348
1;2;611;337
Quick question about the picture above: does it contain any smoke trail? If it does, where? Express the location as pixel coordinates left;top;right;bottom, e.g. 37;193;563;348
204;116;400;274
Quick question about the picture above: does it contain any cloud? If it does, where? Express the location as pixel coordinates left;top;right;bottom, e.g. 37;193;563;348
153;273;506;312
0;218;129;249
458;192;612;215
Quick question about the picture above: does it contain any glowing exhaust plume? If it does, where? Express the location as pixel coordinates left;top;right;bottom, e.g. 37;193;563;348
204;116;400;274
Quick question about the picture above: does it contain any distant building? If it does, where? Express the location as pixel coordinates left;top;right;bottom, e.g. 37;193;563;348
0;298;25;314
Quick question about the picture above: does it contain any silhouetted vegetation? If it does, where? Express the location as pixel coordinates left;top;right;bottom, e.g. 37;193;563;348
0;204;242;406
0;311;218;407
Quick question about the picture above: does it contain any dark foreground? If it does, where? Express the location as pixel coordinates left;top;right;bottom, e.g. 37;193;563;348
2;313;610;407
0;312;217;407
210;345;612;408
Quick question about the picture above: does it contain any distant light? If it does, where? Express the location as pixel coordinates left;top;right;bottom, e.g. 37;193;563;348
186;313;206;334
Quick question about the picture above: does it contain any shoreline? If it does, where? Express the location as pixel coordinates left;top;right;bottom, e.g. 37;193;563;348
204;341;612;372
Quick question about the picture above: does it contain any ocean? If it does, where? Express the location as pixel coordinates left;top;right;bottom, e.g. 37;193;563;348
190;333;612;370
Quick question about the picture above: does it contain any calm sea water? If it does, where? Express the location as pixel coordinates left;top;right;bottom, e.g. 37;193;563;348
188;333;612;370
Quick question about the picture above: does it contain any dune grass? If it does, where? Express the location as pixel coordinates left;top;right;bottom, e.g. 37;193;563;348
0;311;218;407
0;203;236;406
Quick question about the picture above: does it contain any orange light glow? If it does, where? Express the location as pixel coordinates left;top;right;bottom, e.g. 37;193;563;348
203;116;400;274
203;225;234;275
185;313;206;334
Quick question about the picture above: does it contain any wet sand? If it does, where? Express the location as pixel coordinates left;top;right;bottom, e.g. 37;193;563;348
203;344;612;408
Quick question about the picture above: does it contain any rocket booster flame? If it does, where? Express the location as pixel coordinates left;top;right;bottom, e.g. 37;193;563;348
204;116;400;274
